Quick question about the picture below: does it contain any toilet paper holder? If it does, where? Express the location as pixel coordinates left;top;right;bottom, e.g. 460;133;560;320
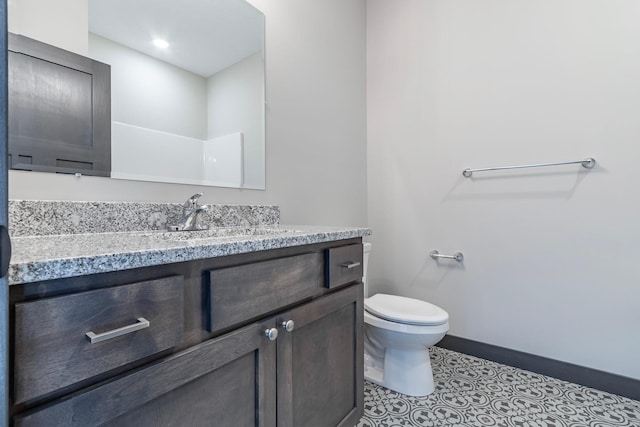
430;250;464;262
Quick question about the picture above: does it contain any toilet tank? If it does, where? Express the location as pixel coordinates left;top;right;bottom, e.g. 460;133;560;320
363;242;371;296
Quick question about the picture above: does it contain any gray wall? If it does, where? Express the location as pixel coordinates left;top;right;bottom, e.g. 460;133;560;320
367;0;640;380
8;0;88;55
9;0;367;226
89;33;208;141
207;52;265;189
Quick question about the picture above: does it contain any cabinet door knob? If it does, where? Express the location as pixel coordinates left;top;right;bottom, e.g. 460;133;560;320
264;328;279;341
281;319;295;332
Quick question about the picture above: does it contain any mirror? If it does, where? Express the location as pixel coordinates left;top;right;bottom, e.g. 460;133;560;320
9;0;266;190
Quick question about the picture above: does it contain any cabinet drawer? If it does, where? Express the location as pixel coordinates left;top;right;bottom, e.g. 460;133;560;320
325;244;363;289
14;320;276;427
14;276;184;404
207;253;322;333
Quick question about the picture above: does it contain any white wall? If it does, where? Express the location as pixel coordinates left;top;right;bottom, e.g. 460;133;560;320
367;0;640;379
89;33;208;140
8;0;88;55
111;123;244;188
207;53;265;189
111;122;205;185
9;0;367;227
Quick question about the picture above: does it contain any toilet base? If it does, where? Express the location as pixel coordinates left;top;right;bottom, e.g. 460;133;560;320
364;348;435;397
364;364;385;387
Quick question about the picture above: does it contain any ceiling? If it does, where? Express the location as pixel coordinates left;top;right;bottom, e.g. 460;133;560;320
88;0;264;78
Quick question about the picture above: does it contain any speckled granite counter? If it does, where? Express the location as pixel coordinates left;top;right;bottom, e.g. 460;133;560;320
9;200;370;285
9;225;371;285
9;200;280;236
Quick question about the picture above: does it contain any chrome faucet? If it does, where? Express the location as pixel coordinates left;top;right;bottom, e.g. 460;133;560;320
171;193;209;231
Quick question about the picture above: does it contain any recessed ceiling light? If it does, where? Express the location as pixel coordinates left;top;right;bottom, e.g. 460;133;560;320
153;39;170;48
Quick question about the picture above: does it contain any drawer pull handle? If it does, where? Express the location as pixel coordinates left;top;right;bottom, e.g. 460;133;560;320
341;261;361;270
85;317;150;344
281;320;295;332
264;328;279;341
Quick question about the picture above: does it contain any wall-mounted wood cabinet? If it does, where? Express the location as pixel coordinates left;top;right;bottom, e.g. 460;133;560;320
8;33;111;177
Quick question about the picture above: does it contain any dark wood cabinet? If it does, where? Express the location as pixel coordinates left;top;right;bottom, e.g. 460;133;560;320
206;252;324;333
14;276;184;404
10;239;364;426
277;284;363;427
325;244;363;289
7;33;111;177
15;319;278;427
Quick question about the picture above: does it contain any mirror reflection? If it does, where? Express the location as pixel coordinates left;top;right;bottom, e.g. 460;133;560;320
9;0;266;189
90;0;265;189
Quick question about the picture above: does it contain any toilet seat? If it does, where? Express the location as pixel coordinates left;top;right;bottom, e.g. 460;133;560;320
364;310;449;335
365;294;449;326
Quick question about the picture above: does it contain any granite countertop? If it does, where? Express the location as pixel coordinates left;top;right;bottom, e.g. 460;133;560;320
9;225;372;285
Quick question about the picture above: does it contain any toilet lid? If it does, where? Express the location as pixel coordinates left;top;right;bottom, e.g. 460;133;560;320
365;294;449;326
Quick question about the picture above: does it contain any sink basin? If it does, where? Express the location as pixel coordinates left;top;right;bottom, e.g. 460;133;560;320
137;227;301;242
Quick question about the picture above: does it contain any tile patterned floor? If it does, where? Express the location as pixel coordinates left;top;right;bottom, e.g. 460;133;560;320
357;347;640;427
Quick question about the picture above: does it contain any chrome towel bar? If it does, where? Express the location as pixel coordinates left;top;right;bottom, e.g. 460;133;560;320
462;157;596;178
430;250;463;262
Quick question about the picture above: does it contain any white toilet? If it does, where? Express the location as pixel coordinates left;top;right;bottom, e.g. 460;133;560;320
362;242;449;397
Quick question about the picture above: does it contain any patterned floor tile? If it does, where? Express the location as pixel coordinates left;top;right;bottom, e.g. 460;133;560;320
357;347;640;427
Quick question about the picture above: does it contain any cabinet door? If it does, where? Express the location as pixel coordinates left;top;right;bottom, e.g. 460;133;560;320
15;320;277;427
276;284;364;427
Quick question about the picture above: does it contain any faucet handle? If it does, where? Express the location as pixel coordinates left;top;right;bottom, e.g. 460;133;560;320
184;193;204;208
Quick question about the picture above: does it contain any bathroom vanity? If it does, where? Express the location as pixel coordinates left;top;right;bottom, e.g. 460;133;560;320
7;201;370;426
